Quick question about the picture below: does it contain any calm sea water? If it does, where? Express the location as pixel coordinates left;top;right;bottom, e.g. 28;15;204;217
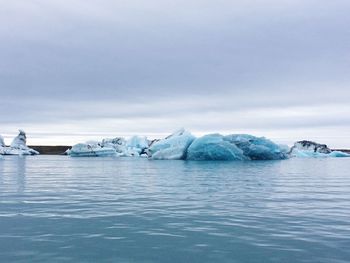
0;156;349;262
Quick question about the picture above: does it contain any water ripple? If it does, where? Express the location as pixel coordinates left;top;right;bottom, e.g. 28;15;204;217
0;156;350;262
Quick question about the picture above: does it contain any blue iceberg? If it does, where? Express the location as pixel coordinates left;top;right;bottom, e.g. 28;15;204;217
186;134;247;161
149;128;195;160
224;134;289;160
186;133;288;161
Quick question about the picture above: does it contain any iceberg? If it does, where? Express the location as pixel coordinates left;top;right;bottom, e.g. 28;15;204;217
290;140;350;158
149;130;289;161
0;130;39;155
68;135;150;157
68;142;116;157
186;134;247;161
186;133;288;161
291;140;331;154
11;129;27;148
101;137;128;156
101;136;149;157
224;134;289;160
125;136;149;156
149;128;195;160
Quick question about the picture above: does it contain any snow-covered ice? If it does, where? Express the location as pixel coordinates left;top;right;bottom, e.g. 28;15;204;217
290;140;349;158
291;140;331;154
149;128;195;160
68;135;150;157
68;143;116;157
0;130;39;155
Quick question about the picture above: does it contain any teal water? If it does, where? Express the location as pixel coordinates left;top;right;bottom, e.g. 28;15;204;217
0;156;349;262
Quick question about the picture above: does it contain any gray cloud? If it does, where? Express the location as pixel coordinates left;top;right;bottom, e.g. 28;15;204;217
0;0;349;147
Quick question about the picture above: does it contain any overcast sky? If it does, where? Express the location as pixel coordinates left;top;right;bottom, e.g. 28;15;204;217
0;0;349;147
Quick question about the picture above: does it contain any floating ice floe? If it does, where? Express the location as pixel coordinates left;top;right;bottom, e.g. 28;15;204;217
291;140;331;154
0;130;39;155
290;140;349;158
68;142;116;157
149;128;195;160
68;136;150;157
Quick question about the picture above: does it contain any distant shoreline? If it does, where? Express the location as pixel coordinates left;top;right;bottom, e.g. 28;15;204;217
25;146;350;155
28;146;71;155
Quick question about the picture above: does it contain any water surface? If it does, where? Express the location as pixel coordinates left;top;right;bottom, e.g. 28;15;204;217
0;156;349;262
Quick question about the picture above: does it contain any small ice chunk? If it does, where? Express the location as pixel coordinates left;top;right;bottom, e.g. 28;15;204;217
291;140;331;154
69;143;116;157
290;140;349;158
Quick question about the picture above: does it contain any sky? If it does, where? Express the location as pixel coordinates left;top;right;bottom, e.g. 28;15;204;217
0;0;349;147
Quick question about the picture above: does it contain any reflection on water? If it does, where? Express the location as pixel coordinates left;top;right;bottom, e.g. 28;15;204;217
0;156;350;262
16;156;26;193
0;156;26;193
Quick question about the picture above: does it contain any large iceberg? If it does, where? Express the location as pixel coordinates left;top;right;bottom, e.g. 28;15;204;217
149;130;289;161
187;134;247;161
186;133;288;161
290;141;349;158
148;128;195;160
0;130;39;155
